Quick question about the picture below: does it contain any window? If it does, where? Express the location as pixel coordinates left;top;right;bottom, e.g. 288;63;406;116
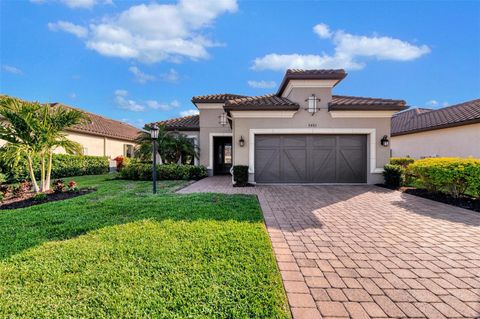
124;144;134;158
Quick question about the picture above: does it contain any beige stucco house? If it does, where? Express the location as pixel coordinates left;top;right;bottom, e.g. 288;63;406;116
391;99;480;158
1;101;140;159
159;69;407;184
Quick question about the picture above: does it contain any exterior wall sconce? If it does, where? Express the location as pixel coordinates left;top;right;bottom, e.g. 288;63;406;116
380;135;390;147
239;136;245;147
305;94;321;115
218;112;228;126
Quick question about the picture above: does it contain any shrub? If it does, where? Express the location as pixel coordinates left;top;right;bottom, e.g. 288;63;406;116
383;164;405;188
12;180;32;197
0;172;6;185
119;163;207;181
0;153;109;183
390;157;415;167
114;156;131;171
52;179;65;193
408;158;480;198
67;180;78;192
0;185;11;198
233;165;249;187
33;192;47;202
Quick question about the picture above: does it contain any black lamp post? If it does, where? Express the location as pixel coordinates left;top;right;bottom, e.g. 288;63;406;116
150;123;159;194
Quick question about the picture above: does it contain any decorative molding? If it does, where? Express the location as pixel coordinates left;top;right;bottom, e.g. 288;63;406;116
196;103;224;110
329;111;397;118
230;110;297;118
248;128;380;177
282;79;339;97
208;132;232;170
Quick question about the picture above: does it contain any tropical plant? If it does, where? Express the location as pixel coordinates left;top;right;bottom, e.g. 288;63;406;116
0;96;88;192
134;125;198;164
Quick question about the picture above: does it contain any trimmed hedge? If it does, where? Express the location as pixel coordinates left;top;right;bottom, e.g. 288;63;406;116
383;164;405;188
1;154;109;183
408;158;480;198
119;163;207;181
390;157;415;167
233;165;249;187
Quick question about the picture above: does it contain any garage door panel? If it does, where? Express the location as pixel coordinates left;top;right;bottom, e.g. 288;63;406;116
338;149;365;183
255;149;281;182
283;149;307;182
256;135;280;148
255;134;366;183
310;148;336;182
283;135;307;147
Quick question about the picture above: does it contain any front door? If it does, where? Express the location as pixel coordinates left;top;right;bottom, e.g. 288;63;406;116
214;137;233;175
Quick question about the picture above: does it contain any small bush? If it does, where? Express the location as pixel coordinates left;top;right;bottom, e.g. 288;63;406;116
67;180;78;192
33;193;47;202
114;156;131;171
390;157;415;167
408;158;480;198
383;164;405;188
0;172;6;185
233;165;249;187
12;180;32;197
0;185;11;198
119;163;207;181
52;179;65;193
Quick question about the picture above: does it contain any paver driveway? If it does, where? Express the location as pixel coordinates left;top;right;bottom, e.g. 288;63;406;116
179;177;480;319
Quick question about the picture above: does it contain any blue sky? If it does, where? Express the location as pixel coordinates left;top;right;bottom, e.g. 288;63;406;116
1;0;479;128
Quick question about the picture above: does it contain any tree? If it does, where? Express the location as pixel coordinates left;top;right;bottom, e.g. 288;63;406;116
134;125;198;164
0;96;87;192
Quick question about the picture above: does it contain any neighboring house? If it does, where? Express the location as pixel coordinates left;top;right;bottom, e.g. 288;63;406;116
158;69;407;184
0;100;140;159
391;99;480;158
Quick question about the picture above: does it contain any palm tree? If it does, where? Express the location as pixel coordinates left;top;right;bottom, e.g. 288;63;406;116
0;97;43;191
40;104;87;190
0;96;87;192
134;125;198;164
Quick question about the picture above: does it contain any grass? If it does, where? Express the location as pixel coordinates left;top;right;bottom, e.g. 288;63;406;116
0;174;290;319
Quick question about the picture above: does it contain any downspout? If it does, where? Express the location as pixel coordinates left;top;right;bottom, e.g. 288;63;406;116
103;137;107;157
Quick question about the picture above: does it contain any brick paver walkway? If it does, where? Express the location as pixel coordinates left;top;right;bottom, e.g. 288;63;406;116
179;176;480;319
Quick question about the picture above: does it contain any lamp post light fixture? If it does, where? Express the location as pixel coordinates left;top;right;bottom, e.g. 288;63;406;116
150;123;159;194
239;136;245;147
380;135;390;147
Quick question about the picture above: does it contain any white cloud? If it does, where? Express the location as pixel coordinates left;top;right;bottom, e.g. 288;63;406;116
69;93;77;99
253;53;363;71
48;21;88;38
426;100;449;108
129;66;155;83
252;24;430;71
50;0;237;63
161;68;180;82
146;99;180;111
313;23;331;39
114;89;145;112
180;109;199;117
31;0;112;9
1;65;23;75
247;80;277;89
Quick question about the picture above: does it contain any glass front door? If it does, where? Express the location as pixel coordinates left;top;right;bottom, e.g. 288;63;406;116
213;137;233;175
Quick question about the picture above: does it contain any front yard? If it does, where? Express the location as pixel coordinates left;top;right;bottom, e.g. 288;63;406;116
0;175;290;318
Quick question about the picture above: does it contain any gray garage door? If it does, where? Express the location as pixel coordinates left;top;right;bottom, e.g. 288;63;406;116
254;135;367;183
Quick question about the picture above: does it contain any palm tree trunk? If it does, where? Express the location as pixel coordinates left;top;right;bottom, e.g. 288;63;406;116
45;151;53;191
40;153;46;192
27;156;40;193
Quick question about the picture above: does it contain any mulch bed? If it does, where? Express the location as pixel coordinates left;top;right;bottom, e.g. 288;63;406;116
376;184;480;213
0;189;95;210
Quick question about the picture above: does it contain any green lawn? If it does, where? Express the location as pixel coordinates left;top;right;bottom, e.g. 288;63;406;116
0;175;290;319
